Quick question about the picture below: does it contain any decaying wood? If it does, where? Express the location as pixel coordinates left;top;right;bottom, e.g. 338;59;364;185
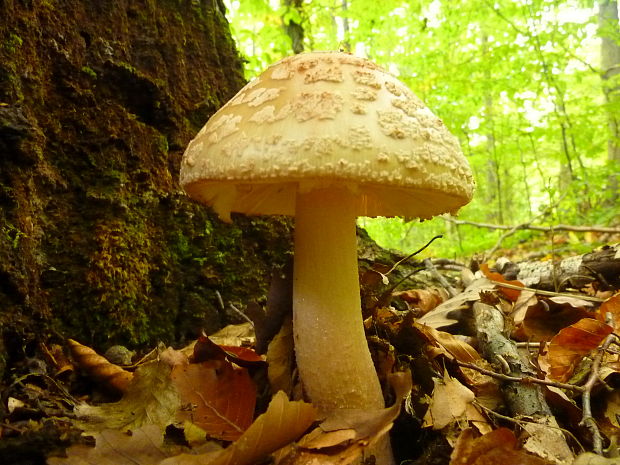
472;302;574;465
496;244;620;291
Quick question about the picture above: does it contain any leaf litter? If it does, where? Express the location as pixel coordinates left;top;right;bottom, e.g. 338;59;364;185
3;247;620;464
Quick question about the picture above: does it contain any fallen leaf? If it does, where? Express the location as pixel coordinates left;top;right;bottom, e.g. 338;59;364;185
48;425;172;465
450;427;553;465
517;298;593;342
159;391;316;465
572;453;620;465
597;294;620;332
172;359;256;441
544;318;613;382
520;416;574;464
423;373;475;430
480;263;524;301
266;315;295;396
191;334;265;367
418;278;496;329
279;372;411;465
414;323;480;363
394;288;445;313
67;339;133;395
76;348;184;432
208;323;255;346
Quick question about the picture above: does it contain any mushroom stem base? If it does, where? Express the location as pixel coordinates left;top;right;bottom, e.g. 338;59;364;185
292;186;384;412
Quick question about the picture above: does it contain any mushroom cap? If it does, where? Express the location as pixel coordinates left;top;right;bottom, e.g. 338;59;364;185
181;51;474;221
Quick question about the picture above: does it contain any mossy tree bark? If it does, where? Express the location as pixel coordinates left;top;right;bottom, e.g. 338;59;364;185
0;0;292;371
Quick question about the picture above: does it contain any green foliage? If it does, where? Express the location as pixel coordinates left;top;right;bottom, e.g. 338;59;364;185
224;0;620;258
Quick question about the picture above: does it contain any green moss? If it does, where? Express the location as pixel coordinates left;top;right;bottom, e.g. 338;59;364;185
4;34;23;54
85;216;155;345
1;223;25;249
80;66;97;79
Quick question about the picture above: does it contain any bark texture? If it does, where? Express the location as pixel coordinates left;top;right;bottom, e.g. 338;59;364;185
0;0;293;367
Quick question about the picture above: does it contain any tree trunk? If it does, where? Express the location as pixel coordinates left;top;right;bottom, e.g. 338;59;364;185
0;0;292;365
599;0;620;203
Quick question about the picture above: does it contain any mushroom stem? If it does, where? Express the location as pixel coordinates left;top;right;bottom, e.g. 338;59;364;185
293;186;384;412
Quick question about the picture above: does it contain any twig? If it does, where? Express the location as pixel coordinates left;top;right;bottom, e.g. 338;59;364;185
579;333;618;454
229;303;255;328
456;360;584;392
476;402;586;453
489;280;605;303
385;235;443;276
423;258;457;297
444;217;620;234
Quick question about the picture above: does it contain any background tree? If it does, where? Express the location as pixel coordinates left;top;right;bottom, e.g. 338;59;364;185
0;0;292;364
225;0;620;256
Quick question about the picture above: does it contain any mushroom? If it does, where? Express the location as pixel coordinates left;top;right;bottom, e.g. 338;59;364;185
180;51;474;458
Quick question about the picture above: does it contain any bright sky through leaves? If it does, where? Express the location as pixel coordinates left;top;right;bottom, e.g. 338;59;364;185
223;0;620;257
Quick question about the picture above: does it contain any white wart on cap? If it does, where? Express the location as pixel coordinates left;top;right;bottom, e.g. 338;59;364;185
180;51;474;220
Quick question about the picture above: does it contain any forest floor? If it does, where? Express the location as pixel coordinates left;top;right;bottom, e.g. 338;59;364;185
1;237;620;465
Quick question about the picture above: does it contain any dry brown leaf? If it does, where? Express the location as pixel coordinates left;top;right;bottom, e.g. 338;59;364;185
394;288;445;312
423;373;475;430
480;264;524;302
597;294;620;332
517;299;593;342
520;416;574;465
418;278;496;329
572;453;620;465
171;359;256;441
48;425;173;465
68;339;133;395
544;318;613;382
277;372;412;465
414;323;480;363
450;427;553;465
318;371;412;440
603;389;620;430
76;348;185;432
159;391;316;465
266;315;295;396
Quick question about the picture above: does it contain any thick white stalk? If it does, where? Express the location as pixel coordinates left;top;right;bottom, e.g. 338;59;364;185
293;186;384;411
293;187;394;464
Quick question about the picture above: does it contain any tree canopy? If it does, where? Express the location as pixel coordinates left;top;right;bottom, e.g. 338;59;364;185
224;0;620;257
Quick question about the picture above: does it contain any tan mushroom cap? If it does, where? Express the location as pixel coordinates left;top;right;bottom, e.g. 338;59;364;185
180;51;474;221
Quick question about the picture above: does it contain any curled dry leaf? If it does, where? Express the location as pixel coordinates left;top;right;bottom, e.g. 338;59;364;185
191;333;265;367
418;278;496;329
277;372;412;465
479;263;524;302
597;294;620;331
450;428;553;465
67;339;133;395
266;315;295;397
159;391;317;465
394;288;445;313
414;323;480;363
171;359;256;441
47;424;173;465
423;373;476;430
76;347;186;432
544;318;613;382
516;298;593;342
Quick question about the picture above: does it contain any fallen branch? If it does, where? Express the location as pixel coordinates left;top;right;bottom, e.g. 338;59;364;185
472;301;574;464
445;218;620;234
579;333;619;455
495;244;620;291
